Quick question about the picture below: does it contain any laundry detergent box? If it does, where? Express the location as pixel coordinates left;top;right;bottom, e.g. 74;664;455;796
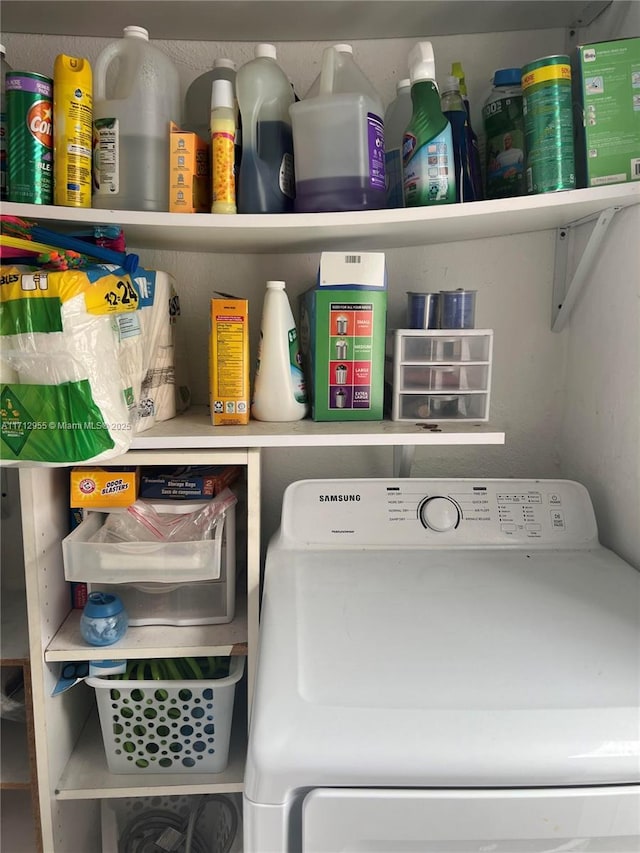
169;122;210;213
299;252;387;421
209;295;250;425
573;37;640;187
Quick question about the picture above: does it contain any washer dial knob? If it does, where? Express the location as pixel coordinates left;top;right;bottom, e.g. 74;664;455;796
419;496;460;532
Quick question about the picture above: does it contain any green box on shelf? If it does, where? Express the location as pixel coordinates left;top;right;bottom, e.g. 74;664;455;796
299;252;387;421
573;37;640;187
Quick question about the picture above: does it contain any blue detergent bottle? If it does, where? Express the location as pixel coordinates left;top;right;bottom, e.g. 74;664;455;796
236;44;295;213
451;61;483;200
440;75;479;202
403;41;456;207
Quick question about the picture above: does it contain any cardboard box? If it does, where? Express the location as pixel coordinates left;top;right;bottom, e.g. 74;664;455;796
299;252;387;421
139;465;241;499
573;37;640;187
70;467;139;508
169;122;210;213
209;295;250;425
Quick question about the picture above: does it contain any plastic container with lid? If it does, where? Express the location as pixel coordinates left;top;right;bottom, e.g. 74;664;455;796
92;26;181;211
236;44;295;214
251;280;308;422
482;67;525;199
384;78;412;208
403;41;456;206
290;43;386;212
80;591;128;646
210;78;237;214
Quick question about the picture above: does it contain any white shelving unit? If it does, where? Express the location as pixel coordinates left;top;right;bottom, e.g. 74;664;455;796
4;2;639;851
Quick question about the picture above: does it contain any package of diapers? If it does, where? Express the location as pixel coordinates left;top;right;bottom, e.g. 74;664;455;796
0;265;140;464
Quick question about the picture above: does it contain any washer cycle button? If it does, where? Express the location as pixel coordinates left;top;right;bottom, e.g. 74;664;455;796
419;496;461;532
550;510;566;530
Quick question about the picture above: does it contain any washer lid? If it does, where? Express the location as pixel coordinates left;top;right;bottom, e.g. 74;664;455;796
245;543;640;804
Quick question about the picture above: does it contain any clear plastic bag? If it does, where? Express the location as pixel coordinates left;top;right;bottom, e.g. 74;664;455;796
90;488;237;544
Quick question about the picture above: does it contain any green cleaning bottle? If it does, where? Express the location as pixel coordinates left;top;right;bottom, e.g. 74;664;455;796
402;41;456;206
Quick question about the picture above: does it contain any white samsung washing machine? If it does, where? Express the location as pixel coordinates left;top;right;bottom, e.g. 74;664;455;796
244;479;640;852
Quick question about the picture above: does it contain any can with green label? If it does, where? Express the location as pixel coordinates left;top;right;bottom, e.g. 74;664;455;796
6;71;53;204
521;55;575;195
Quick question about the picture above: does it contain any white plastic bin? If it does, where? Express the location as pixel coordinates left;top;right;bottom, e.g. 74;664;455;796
87;656;244;775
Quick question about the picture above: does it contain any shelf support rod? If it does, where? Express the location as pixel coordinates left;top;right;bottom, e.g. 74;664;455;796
393;445;415;477
552;206;618;332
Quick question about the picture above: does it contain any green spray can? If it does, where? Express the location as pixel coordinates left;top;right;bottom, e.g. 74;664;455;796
521;55;575;194
6;71;53;204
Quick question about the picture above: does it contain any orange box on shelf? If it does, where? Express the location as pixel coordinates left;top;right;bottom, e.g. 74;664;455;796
169;122;210;213
209;295;250;426
70;467;140;508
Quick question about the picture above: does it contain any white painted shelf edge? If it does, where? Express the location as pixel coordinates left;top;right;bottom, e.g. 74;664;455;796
45;598;249;662
55;709;245;799
128;406;505;449
3;184;638;254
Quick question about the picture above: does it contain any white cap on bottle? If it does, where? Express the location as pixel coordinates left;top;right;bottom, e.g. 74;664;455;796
408;41;436;84
211;78;234;110
442;75;460;92
266;280;286;289
256;43;277;59
333;43;353;54
214;57;236;70
397;78;411;91
124;26;149;40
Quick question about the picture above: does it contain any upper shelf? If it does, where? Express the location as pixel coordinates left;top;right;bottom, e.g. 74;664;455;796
1;0;612;41
4;184;639;256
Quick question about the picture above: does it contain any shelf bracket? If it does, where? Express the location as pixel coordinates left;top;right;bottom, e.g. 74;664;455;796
393;445;415;477
552;206;619;332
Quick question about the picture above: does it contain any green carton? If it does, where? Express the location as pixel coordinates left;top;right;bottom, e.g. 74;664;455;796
573;37;640;187
299;252;387;421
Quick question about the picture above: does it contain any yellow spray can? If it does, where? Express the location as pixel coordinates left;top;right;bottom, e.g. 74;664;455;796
53;54;92;207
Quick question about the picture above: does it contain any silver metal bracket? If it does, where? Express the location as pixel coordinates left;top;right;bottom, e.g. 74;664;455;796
552;206;619;332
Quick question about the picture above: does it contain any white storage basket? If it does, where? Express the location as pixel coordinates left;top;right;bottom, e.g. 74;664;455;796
87;656;244;775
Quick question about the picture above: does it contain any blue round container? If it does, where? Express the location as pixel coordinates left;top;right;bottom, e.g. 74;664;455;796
80;591;128;646
439;289;476;329
407;292;440;329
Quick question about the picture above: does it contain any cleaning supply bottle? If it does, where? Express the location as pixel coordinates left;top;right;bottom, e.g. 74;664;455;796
482;68;525;199
185;57;237;141
1;45;11;201
440;75;478;203
210;79;236;214
384;78;412;208
289;43;385;212
251;280;308;422
92;26;181;211
451;61;483;201
53;54;93;208
403;41;456;207
236;44;295;214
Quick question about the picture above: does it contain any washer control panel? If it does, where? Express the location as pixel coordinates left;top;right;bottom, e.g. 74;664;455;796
280;479;598;548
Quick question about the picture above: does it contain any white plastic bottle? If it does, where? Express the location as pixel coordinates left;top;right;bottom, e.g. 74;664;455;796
290;43;385;212
92;26;181;211
251;280;308;422
236;44;295;214
185;57;237;142
384;78;412;208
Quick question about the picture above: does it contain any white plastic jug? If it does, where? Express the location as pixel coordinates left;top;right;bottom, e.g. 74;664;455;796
289;44;385;213
92;26;181;211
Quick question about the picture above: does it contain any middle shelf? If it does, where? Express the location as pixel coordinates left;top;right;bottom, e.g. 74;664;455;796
45;598;248;662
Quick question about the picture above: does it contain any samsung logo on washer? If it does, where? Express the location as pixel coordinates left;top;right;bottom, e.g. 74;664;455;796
319;494;361;502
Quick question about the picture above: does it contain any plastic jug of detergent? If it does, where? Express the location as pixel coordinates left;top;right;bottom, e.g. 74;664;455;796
236;44;295;214
251;280;307;422
92;26;181;211
403;41;456;207
290;44;385;212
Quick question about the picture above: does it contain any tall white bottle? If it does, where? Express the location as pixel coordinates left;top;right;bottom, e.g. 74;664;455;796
251;280;308;422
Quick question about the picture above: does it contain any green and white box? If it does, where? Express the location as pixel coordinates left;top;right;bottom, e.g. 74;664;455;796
299;252;387;421
573;37;640;187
